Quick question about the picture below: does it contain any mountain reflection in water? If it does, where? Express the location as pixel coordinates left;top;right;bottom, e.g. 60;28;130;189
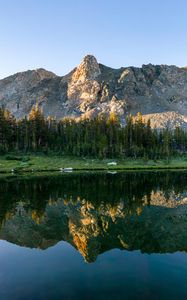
0;171;187;263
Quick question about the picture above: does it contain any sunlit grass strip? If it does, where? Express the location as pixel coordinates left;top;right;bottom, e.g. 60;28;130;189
0;155;187;174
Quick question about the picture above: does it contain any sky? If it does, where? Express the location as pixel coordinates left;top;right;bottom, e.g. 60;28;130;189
0;0;187;79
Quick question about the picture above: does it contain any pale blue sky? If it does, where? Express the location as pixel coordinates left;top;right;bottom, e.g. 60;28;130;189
0;0;187;79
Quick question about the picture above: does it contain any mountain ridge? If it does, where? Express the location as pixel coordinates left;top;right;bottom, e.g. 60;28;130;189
1;55;187;129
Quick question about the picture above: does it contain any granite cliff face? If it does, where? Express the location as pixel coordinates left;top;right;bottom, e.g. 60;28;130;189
1;55;187;128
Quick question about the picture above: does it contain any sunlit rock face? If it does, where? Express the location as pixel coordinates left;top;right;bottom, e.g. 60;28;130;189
63;55;102;118
1;56;187;128
0;172;187;262
71;55;101;82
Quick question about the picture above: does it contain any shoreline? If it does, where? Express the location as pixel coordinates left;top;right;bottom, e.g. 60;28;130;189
0;155;187;175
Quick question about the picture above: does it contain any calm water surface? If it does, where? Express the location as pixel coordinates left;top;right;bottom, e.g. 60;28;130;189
0;171;187;300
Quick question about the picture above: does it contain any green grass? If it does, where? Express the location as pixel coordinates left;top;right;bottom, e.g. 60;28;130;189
0;154;187;174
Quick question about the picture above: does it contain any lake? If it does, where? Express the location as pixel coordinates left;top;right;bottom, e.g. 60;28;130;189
0;171;187;299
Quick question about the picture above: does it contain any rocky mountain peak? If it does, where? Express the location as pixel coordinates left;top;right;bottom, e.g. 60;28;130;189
1;56;187;129
72;54;101;82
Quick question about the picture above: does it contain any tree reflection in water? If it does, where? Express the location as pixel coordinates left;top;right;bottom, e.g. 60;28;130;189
0;171;187;262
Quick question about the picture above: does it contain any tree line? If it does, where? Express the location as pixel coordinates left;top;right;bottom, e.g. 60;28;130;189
0;104;187;159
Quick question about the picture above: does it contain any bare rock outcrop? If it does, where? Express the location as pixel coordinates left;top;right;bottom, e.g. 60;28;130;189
1;55;187;128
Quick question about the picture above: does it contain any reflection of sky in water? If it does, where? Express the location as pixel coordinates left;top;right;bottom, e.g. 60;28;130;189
0;241;187;299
